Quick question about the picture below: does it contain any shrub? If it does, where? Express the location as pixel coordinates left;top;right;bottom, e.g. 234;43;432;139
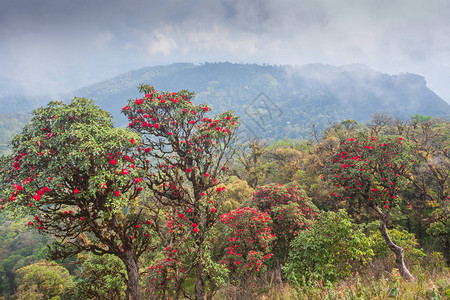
284;210;373;286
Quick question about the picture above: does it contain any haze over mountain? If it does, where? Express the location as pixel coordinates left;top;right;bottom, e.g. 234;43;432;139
67;62;449;139
2;62;447;141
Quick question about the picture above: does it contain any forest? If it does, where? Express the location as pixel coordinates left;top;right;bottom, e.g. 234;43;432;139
0;84;449;300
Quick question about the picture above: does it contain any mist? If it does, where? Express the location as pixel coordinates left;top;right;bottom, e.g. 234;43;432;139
1;0;449;103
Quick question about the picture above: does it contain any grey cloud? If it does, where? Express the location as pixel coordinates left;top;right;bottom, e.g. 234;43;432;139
0;0;450;103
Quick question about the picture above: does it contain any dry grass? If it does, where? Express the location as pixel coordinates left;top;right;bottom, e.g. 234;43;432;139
213;257;450;300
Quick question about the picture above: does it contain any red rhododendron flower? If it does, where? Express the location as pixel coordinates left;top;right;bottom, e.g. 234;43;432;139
81;217;85;221
136;99;143;104
186;168;192;173
193;228;198;233
154;123;160;129
115;190;120;197
33;194;40;201
192;223;198;228
73;189;79;195
110;159;117;165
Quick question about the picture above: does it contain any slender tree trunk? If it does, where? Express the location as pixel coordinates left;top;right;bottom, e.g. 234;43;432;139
376;208;415;281
273;257;284;289
123;250;143;300
195;251;205;300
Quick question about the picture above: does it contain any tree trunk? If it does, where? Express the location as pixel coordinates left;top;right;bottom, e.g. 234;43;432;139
123;250;143;300
377;209;415;281
273;257;284;289
195;252;205;300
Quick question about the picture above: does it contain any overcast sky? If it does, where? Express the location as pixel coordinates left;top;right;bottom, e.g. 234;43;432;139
1;0;450;103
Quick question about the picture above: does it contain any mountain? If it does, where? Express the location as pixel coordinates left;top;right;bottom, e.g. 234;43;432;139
0;112;31;154
1;62;449;141
72;62;450;139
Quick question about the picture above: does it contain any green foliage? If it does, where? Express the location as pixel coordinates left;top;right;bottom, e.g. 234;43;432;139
410;114;432;123
0;97;157;299
424;196;450;265
0;212;48;297
64;254;126;299
369;227;426;264
15;261;72;300
284;210;373;286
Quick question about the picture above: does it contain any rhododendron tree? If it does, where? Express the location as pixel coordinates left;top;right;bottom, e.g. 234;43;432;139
144;208;229;300
323;133;416;280
250;183;317;287
122;84;239;300
220;207;275;287
0;98;157;300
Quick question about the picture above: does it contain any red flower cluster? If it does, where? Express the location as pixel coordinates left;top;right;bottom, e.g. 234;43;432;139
220;207;275;275
324;134;413;212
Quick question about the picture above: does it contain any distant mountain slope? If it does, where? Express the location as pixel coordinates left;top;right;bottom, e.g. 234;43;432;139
72;62;450;139
0;112;31;154
1;62;449;142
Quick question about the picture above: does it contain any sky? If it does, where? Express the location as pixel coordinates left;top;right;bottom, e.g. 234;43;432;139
1;0;450;103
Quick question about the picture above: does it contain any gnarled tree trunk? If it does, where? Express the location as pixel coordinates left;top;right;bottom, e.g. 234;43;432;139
123;249;143;300
273;257;284;289
375;207;415;281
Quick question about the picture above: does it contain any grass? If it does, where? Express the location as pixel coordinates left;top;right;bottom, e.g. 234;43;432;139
214;255;450;300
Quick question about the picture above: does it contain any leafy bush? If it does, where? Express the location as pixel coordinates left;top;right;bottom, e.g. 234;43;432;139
284;210;373;286
369;227;426;265
15;261;72;300
64;254;126;299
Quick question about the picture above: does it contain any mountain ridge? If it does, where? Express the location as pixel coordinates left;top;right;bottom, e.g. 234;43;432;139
1;62;449;140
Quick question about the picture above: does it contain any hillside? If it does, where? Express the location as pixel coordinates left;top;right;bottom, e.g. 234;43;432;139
1;62;449;142
0;112;31;154
72;62;450;139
